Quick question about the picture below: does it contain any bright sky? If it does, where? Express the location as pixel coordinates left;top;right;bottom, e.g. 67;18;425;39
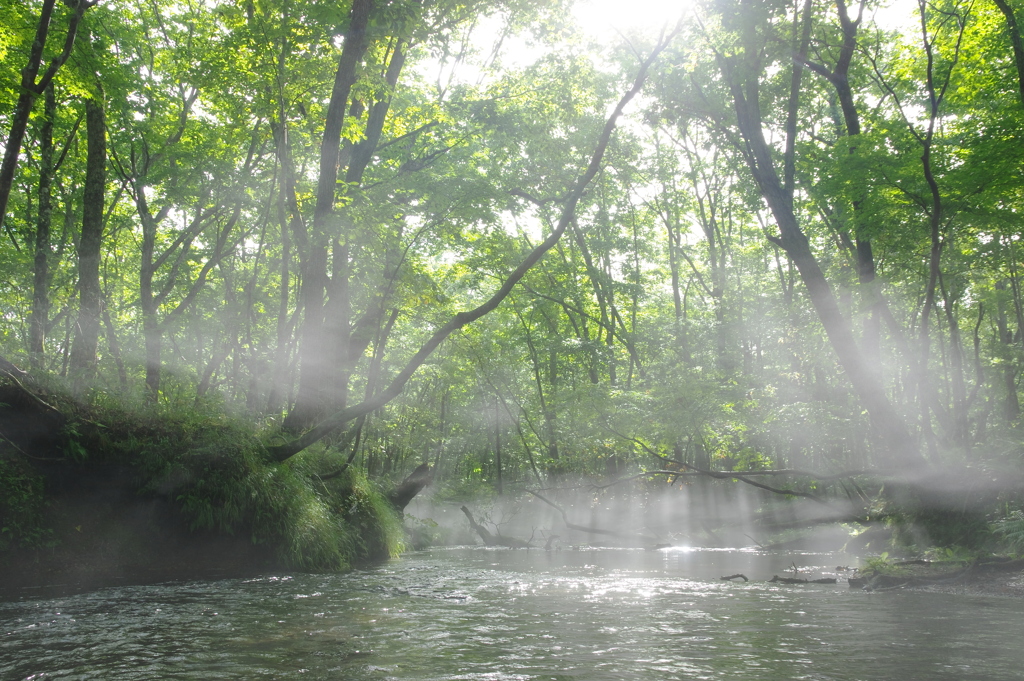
419;0;921;98
571;0;690;40
423;0;688;87
572;0;921;38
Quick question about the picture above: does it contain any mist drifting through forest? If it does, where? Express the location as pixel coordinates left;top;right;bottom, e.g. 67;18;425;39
1;0;1023;604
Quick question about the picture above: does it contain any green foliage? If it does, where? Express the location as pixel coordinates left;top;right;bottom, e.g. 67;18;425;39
862;551;891;572
922;545;979;563
0;458;52;552
1;0;1023;565
61;420;90;464
992;510;1024;555
160;433;404;570
432;475;499;505
891;506;992;551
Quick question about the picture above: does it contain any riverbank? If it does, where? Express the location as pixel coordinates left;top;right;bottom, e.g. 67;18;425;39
850;557;1024;597
0;491;280;599
8;528;1023;601
919;568;1024;597
0;379;407;595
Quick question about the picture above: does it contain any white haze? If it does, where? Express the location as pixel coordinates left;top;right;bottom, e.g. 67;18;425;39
406;479;864;555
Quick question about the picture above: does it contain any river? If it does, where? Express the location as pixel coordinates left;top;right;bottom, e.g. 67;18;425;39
2;546;1022;680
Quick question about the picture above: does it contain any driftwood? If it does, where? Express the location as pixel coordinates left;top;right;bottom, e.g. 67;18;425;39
769;575;838;584
721;574;749;582
460;506;531;548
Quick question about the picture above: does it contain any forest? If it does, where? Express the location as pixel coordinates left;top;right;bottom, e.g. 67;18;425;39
1;0;1024;577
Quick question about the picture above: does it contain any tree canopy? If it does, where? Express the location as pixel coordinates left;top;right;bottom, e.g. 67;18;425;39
1;0;1022;506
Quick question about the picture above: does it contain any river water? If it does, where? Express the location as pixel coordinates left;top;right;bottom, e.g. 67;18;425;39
2;546;1022;680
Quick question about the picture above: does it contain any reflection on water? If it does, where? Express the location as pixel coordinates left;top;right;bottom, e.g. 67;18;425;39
2;547;1023;680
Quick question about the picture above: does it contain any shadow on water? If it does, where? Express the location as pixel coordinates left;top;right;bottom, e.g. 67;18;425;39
2;546;1024;680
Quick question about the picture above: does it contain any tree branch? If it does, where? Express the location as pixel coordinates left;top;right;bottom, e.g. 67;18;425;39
267;29;680;462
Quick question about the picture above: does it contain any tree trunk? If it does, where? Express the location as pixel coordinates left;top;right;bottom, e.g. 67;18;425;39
266;145;294;413
267;3;299;415
101;295;128;388
996;279;1021;421
494;397;503;495
138;198;161;396
994;0;1024;105
69;95;106;384
830;0;883;367
29;84;56;368
285;0;373;431
720;3;918;467
0;0;88;225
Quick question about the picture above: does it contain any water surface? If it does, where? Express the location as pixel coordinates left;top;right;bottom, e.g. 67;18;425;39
2;546;1021;680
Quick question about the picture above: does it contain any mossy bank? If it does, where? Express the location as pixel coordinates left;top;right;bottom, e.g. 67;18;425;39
0;378;406;594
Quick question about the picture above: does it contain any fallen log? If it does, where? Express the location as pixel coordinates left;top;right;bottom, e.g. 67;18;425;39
527;490;660;545
721;574;749;582
460;505;531;548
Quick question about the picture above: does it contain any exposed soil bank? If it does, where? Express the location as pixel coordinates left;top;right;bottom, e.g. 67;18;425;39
0;486;282;600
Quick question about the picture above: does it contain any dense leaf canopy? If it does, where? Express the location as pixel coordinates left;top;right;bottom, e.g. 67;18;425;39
0;0;1021;499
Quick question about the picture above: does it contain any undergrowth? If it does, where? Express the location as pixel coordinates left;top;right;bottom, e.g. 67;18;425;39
992;510;1024;555
2;381;404;571
172;447;404;570
0;457;52;553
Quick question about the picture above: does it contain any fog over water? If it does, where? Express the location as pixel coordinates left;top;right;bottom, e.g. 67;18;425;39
408;480;868;554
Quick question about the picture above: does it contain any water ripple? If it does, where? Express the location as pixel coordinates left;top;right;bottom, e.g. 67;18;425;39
2;547;1023;680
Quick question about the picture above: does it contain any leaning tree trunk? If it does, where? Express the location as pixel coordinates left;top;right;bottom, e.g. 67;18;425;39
720;1;919;468
388;463;433;511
